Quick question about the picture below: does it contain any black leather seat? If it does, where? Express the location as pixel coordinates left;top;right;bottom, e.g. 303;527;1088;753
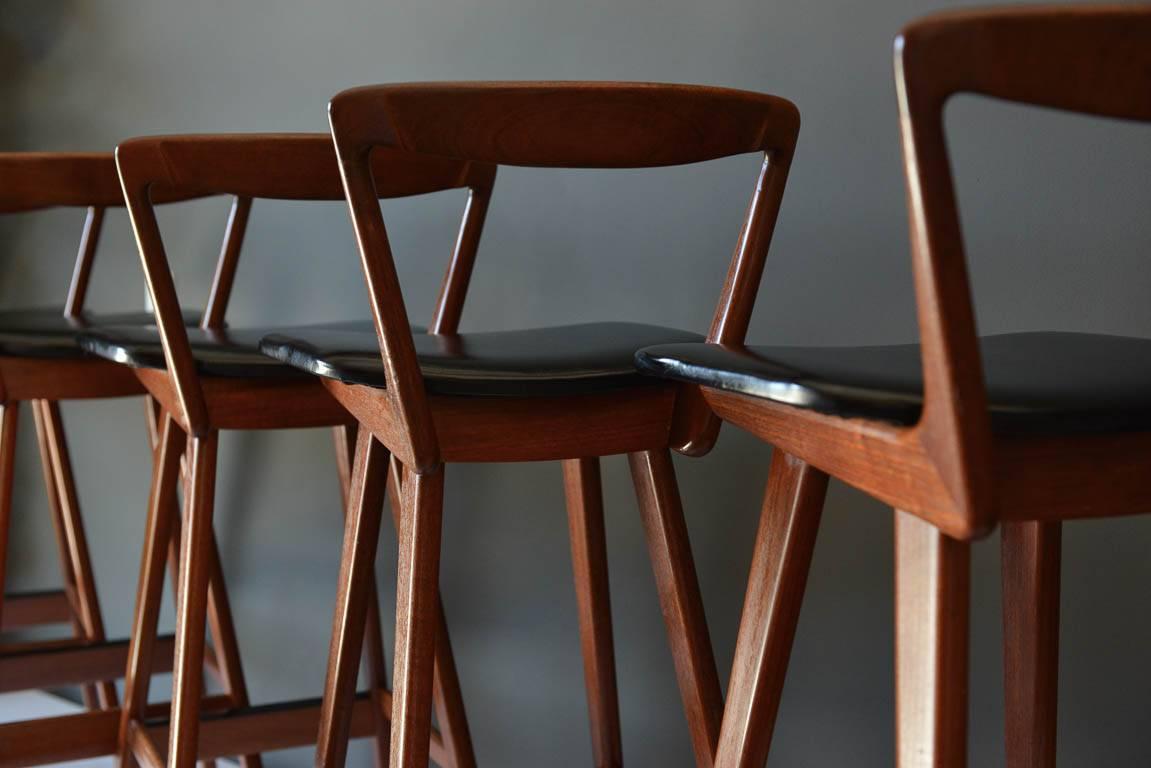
261;322;704;397
635;332;1151;436
0;309;180;359
78;320;377;378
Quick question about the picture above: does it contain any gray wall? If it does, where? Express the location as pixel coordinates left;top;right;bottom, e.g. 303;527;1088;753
3;0;1151;765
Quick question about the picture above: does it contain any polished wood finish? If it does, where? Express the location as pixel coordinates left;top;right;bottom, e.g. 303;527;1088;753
1001;521;1060;768
563;457;622;768
30;398;117;708
629;449;723;767
317;82;797;768
0;153;254;767
668;9;1151;767
713;451;826;768
112;134;486;767
389;468;445;768
316;429;390;768
894;510;969;768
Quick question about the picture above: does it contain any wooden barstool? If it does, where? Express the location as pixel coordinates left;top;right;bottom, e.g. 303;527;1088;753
0;152;253;767
635;6;1151;767
77;134;485;767
256;82;800;768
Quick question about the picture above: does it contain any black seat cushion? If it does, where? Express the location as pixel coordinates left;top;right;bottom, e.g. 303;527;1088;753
635;332;1151;436
78;320;378;379
0;308;192;360
261;322;703;397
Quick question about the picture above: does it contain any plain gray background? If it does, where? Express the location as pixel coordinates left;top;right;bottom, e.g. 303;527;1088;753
2;0;1151;765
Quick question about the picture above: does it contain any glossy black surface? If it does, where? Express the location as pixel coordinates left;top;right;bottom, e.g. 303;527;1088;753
261;322;703;397
0;308;190;359
635;332;1151;435
78;320;377;379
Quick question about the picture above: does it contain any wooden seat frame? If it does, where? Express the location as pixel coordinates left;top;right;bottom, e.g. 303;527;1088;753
111;134;491;768
313;81;800;768
0;153;258;768
685;7;1151;768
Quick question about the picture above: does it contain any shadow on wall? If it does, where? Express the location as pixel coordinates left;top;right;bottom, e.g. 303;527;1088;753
0;1;77;148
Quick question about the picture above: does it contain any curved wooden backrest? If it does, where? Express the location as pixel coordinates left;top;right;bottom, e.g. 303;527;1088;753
329;81;799;169
115;133;494;201
895;4;1151;534
0;152;212;317
115;132;495;435
327;81;801;469
0;153;122;212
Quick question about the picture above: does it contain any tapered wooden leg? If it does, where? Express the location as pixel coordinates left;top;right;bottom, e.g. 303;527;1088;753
334;425;390;768
715;451;827;768
1002;521;1060;768
169;432;220;768
317;428;390;768
629;449;723;768
563;457;622;768
388;459;476;768
895;509;969;768
0;402;18;632
120;412;184;765
32;399;117;708
390;465;445;768
144;400;261;768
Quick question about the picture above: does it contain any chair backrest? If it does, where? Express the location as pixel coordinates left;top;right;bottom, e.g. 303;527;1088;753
895;5;1151;531
328;81;801;469
115;133;496;435
0;152;204;317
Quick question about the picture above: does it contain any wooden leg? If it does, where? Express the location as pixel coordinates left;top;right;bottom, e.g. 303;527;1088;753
333;424;391;768
894;509;969;768
714;451;827;768
1002;521;1060;768
390;465;445;768
169;432;220;768
0;402;18;632
629;449;722;768
388;459;476;768
120;412;184;765
317;428;390;768
145;401;262;768
32;399;117;709
563;457;622;768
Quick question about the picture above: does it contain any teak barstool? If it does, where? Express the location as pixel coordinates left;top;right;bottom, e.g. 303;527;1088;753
77;134;485;768
636;6;1151;767
0;153;253;768
257;81;800;768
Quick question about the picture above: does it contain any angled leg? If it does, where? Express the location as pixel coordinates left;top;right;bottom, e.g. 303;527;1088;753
714;451;827;768
1002;520;1060;768
563;457;622;768
334;424;391;768
32;399;117;708
629;449;723;768
145;400;262;768
120;412;184;765
168;432;220;768
390;465;445;768
317;428;390;768
894;509;969;768
388;459;476;768
0;402;18;631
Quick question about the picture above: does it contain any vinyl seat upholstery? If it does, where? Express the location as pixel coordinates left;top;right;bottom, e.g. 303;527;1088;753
635;331;1151;436
78;320;376;379
0;309;186;359
261;321;703;397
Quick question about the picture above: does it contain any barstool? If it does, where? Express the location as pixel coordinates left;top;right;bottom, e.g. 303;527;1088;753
257;82;801;768
636;6;1151;767
77;134;486;767
0;152;251;767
